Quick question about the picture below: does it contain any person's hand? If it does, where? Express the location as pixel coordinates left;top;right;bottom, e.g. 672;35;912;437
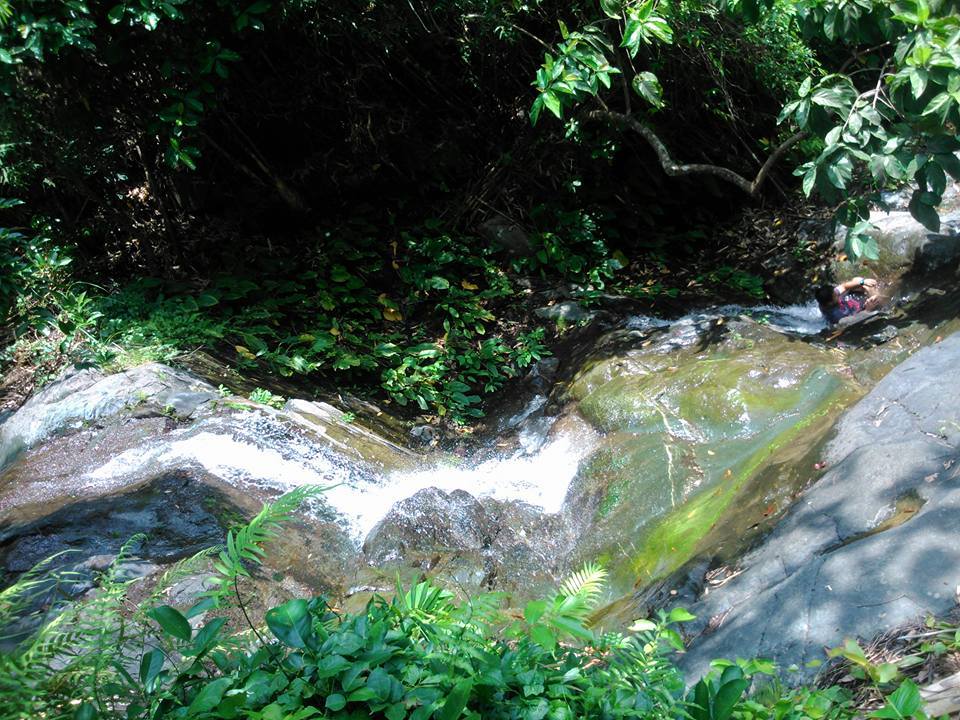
862;277;878;288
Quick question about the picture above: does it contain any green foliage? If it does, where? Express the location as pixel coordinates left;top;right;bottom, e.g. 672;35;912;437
0;490;946;720
779;0;960;249
698;266;766;299
12;209;662;422
530;0;816;125
0;199;74;326
525;0;960;259
249;387;286;409
0;0;278;170
0;487;321;720
205;485;328;607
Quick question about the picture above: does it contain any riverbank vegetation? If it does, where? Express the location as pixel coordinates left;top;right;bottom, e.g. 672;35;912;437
0;488;950;720
3;0;959;421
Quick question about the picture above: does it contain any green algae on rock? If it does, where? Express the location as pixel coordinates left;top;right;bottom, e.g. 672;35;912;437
562;320;861;594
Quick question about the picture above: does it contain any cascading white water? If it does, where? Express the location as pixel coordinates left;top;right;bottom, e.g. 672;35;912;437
81;302;827;550
627;302;826;339
83;410;590;543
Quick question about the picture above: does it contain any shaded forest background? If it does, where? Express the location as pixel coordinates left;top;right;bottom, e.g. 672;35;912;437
3;0;958;420
2;0;812;275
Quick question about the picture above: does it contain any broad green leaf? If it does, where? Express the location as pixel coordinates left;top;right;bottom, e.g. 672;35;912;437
524;599;547;624
599;0;622;18
796;98;811;128
139;649;164;690
936;152;960;180
147;605;192;642
439;679;473;720
862;237;880;261
812;87;848;110
869;679;923;718
922;92;954;123
74;702;97;720
621;19;643;56
645;17;673;43
908;67;928;99
187;677;231;714
777;100;799;124
802;166;817;197
367;667;393;702
927;161;947;196
531;623;557;651
713;678;749;720
909;192;940;231
425;276;450;290
190;617;227;656
529;95;544;126
265;598;314;648
632;71;664;108
667;607;696;623
689;680;711;720
542;91;562;119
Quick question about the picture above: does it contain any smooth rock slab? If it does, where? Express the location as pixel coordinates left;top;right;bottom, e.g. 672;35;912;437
678;331;960;682
0;363;215;470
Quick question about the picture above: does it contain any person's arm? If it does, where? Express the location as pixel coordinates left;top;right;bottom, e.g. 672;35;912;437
837;276;878;294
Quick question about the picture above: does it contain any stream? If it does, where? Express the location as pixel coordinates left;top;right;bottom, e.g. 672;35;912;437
1;281;959;622
4;184;960;680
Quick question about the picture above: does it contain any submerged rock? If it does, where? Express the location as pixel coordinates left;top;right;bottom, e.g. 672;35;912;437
678;330;960;682
362;487;568;597
561;320;858;591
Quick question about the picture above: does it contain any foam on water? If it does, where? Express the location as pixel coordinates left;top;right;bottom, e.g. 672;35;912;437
733;302;827;335
83;413;587;543
627;302;826;338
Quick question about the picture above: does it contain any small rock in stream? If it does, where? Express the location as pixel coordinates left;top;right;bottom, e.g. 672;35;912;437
409;424;437;446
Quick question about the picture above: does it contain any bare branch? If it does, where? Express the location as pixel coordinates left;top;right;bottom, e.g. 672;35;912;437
587;110;806;197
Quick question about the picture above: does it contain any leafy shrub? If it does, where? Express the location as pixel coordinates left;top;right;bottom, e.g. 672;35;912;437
249;387;286;409
0;487;941;720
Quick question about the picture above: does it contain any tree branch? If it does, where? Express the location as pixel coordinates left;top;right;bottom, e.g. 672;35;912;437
587;110;806;197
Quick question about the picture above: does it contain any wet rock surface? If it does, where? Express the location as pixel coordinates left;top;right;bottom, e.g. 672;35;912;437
678;330;960;682
833;180;960;280
559;318;858;590
0;363;216;470
363;487;569;597
0;472;223;577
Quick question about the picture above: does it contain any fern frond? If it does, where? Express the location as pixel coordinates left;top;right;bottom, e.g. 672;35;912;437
139;546;218;615
0;551;76;629
458;591;506;631
559;561;608;605
206;484;331;606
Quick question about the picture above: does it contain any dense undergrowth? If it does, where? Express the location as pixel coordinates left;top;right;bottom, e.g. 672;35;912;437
0;487;946;720
0;199;772;420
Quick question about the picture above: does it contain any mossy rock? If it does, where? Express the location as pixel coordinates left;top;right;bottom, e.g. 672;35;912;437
561;322;858;594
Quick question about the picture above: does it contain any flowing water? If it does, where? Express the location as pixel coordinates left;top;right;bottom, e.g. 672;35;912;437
32;300;847;603
81;412;585;542
18;293;953;616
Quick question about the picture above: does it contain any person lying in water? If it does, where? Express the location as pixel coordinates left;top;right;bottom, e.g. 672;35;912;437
815;276;881;324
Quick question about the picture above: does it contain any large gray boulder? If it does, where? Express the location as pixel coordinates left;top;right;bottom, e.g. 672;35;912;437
362;487;569;597
678;331;960;682
833;180;960;278
0;363;216;470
